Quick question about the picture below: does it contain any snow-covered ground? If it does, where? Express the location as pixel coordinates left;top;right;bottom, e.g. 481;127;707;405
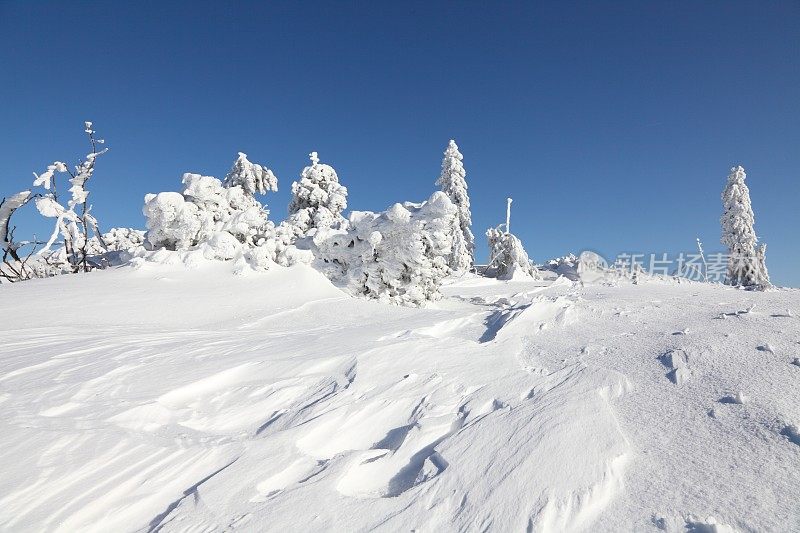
0;263;798;532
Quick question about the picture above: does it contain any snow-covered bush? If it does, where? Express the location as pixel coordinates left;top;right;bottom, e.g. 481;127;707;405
100;227;146;252
144;174;275;256
720;166;770;289
436;140;474;272
286;152;348;236
314;191;457;306
143;189;205;250
485;227;539;280
143;153;284;271
77;228;146;267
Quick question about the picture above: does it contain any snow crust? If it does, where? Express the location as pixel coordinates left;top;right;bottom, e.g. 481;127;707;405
0;266;798;532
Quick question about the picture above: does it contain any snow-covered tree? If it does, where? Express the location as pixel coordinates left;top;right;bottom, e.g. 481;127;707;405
314;191;457;306
485;227;538;280
2;122;110;282
720;165;770;289
33;122;109;273
287;152;348;236
436;140;474;271
484;198;538;280
1;191;32;258
223;152;278;196
0;191;35;281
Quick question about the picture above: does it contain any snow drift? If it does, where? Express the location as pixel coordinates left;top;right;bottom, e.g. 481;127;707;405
0;263;798;532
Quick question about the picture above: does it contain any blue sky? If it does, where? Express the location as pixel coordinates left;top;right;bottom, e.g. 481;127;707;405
1;1;798;285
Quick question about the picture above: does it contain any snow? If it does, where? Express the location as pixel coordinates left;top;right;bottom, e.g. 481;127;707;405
0;265;798;532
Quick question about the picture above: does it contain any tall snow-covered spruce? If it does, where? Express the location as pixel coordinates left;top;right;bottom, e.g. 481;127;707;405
436;140;474;272
286;152;348;236
720;165;770;289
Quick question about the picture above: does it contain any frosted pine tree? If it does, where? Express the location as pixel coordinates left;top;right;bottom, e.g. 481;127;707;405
223;152;278;196
720;165;770;289
286;152;348;236
436;140;474;271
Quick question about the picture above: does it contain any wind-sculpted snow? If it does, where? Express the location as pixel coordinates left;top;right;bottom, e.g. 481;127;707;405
0;264;799;532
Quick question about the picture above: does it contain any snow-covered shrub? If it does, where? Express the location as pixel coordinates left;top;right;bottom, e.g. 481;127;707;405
143;190;205;250
436;140;474;272
67;227;148;269
720;166;770;289
271;221;313;267
143;153;283;271
100;227;146;252
203;231;242;261
485;227;539;280
286;152;348;236
143;174;277;262
314;191;457;306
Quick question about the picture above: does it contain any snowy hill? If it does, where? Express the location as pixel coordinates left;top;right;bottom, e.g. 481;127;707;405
0;264;798;532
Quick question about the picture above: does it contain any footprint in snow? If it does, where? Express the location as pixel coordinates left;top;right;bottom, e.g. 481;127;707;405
718;392;747;405
658;348;690;385
684;515;738;533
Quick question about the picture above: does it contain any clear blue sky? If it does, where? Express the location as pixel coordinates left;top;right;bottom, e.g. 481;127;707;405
1;1;798;285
